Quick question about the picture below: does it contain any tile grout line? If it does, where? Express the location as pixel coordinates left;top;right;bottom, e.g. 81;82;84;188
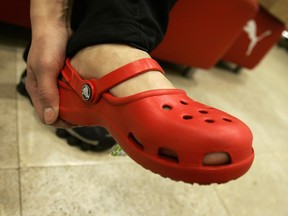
213;187;232;216
19;159;133;170
15;49;24;216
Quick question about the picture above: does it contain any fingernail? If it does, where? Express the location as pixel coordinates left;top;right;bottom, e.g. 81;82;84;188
44;107;55;124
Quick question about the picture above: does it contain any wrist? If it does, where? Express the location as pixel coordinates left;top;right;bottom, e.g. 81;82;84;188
30;0;71;27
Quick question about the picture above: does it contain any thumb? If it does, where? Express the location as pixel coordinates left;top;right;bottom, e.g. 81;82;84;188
26;64;60;125
36;69;60;124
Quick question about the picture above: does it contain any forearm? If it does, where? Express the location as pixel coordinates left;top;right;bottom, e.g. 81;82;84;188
29;0;72;65
30;0;72;34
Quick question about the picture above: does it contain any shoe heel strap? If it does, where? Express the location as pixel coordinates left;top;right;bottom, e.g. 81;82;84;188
61;58;165;103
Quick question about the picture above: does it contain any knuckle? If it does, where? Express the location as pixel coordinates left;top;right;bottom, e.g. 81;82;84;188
37;88;52;102
37;57;55;69
28;55;58;74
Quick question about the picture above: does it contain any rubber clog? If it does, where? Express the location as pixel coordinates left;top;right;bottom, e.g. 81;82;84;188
58;58;254;184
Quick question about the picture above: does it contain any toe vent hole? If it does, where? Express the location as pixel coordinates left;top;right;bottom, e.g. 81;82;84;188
180;100;188;105
199;110;208;114
128;133;144;150
205;119;215;123
158;148;179;163
162;105;172;110
203;152;231;166
183;115;193;120
223;117;232;122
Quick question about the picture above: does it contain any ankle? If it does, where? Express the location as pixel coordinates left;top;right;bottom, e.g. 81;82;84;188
70;44;151;79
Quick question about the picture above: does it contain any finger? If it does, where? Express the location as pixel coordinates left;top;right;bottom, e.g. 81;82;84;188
26;62;60;125
25;68;45;121
25;67;76;128
37;69;60;124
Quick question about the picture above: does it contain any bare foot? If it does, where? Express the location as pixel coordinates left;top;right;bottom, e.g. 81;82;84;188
70;44;175;97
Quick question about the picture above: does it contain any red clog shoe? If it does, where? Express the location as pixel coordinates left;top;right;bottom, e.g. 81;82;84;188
58;58;254;184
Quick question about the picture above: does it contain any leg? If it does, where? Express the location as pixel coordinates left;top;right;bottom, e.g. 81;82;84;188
58;0;249;183
68;0;229;164
68;0;176;97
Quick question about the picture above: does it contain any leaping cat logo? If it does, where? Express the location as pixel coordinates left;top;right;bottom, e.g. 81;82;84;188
243;20;272;56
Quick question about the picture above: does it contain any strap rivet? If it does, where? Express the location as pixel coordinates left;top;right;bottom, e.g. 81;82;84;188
82;84;91;101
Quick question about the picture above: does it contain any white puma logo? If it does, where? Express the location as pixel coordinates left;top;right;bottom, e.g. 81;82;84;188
243;20;272;56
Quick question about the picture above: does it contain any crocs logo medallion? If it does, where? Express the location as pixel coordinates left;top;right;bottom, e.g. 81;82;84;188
82;84;91;101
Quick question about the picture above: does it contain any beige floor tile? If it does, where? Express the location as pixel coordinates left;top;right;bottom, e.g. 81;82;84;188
21;163;229;216
16;47;26;77
0;169;21;216
215;153;288;216
0;44;19;169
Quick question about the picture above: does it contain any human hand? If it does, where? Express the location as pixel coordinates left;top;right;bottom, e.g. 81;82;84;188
26;0;73;128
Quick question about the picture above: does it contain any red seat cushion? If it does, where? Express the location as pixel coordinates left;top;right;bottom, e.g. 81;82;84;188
151;0;258;69
0;0;30;28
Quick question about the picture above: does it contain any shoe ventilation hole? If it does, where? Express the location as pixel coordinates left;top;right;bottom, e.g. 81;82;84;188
162;105;172;110
205;119;215;123
199;110;208;114
203;152;231;166
183;115;193;120
222;117;232;122
158;148;179;163
180;100;188;105
128;133;144;150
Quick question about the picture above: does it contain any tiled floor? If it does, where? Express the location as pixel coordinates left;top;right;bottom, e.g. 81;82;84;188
1;26;288;216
